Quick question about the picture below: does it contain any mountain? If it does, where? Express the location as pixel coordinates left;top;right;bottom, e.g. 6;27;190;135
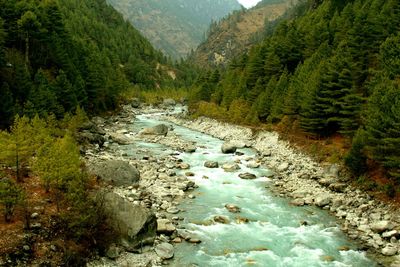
0;0;178;127
190;0;296;67
106;0;242;59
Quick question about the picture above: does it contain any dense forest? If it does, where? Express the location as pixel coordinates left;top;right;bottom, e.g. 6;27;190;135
0;0;194;129
190;0;400;183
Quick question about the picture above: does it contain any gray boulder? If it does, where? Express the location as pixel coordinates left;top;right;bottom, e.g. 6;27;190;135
157;219;176;235
221;142;237;154
222;163;240;172
141;124;169;136
77;132;105;147
131;98;141;108
101;192;156;251
91;160;140;187
109;133;133;145
155;242;174;259
371;220;394;233
314;195;332;207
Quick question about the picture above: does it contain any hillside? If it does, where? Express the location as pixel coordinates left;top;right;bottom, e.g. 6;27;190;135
190;0;400;188
190;0;295;67
106;0;241;59
0;0;180;128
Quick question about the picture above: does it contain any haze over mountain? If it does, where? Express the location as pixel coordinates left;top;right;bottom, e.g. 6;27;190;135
107;0;242;59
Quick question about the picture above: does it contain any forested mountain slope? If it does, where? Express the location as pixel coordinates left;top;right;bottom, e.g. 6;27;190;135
190;0;295;67
0;0;179;127
190;0;400;182
106;0;242;59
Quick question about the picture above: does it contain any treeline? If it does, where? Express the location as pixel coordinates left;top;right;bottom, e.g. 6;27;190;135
190;0;400;180
0;0;193;128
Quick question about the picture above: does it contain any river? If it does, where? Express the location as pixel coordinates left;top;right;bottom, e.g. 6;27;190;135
126;108;376;267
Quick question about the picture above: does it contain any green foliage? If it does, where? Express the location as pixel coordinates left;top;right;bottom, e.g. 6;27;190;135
0;178;24;222
345;129;368;176
189;0;400;183
0;0;188;127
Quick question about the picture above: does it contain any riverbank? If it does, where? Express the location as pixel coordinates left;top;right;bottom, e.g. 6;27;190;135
163;111;400;266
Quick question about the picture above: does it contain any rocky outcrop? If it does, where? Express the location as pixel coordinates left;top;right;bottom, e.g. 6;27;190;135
90;160;140;187
102;192;157;251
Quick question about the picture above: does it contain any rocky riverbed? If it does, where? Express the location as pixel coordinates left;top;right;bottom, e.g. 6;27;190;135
83;103;400;266
164;112;400;266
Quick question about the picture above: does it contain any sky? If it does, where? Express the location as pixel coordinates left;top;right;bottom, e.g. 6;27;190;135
237;0;262;8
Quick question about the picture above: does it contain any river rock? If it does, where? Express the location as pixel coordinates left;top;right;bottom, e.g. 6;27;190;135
214;215;230;224
225;204;241;213
109;133;133;145
101;192;156;251
382;244;398;256
157;219;176;235
290;199;305;206
247;161;260;168
179;163;190;170
141;124;169;136
167;207;180;214
184;146;197;153
371;220;394;233
106;244;122;259
91;160;140;187
221;142;237;154
277;162;289;172
131;98;141;108
383;230;398;239
329;183;347;193
77;132;105;147
239;172;257;180
155;243;174;259
204;161;219;168
314;195;331;207
222;163;240;172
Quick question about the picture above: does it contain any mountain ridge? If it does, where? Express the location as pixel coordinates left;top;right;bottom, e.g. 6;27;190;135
107;0;242;59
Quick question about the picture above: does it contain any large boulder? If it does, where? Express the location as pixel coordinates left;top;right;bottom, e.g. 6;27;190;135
370;220;394;233
77;132;105;147
221;142;237;154
102;192;156;251
91;160;140;187
140;124;169;136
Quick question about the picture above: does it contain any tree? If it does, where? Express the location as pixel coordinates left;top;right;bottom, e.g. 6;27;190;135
0;178;24;222
17;10;41;67
32;134;83;211
0;116;35;181
364;77;400;179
